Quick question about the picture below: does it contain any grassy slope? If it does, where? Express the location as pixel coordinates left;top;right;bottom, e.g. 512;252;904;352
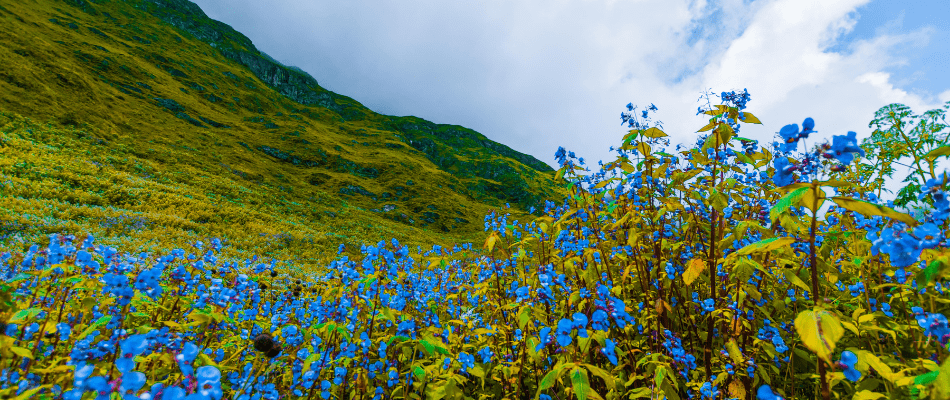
0;0;566;270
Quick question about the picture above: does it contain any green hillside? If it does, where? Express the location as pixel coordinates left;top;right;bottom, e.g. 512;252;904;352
0;0;564;267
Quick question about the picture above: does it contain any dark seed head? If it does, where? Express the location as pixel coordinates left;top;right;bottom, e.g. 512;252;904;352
293;290;300;297
270;270;278;278
259;283;267;290
253;333;274;352
265;342;282;358
296;279;301;285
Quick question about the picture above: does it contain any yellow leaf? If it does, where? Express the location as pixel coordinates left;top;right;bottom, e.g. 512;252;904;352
697;120;717;132
728;380;747;399
484;233;498;253
725;339;744;365
642;127;668;138
637;142;652;157
736;237;795;256
682;259;705;286
852;391;886;400
858;351;900;383
10;346;33;359
740;112;762;124
830;197;917;227
795;308;844;364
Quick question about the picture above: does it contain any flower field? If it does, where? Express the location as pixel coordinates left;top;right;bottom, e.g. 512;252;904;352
1;89;949;399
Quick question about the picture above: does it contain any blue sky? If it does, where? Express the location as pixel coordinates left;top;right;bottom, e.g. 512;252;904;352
192;0;949;198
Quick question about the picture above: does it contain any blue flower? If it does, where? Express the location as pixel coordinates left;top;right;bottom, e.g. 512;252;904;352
778;124;800;152
825;131;865;165
116;334;148;374
601;339;618;365
572;312;589;338
591;310;610;331
556;318;573;347
801;117;816;137
477;346;493;364
536;327;552;352
700;381;719;399
756;385;783;400
196;366;222;400
458;352;475;374
838;351;861;382
772;157;798;187
176;342;199;377
119;372;146;400
914;223;943;248
333;367;347;385
916;312;950;345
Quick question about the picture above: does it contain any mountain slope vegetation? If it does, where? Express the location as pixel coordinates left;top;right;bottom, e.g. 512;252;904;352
0;0;564;265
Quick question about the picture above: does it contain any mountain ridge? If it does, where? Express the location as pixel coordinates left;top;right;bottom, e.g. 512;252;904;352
0;0;565;263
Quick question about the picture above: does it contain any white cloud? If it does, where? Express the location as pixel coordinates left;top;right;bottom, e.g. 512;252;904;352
191;0;948;198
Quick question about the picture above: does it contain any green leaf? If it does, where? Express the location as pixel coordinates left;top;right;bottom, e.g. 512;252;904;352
770;187;809;221
830;196;917;226
654;365;666;388
538;362;566;392
784;270;811;293
77;315;112;340
517;306;531;330
8;307;42;324
736;237;795;256
570;367;591;400
916;259;946;285
914;369;940;386
413;366;425;380
583;363;617;388
387;335;411;345
795;308;844;364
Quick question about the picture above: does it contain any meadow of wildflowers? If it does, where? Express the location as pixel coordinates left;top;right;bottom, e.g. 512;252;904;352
1;88;950;400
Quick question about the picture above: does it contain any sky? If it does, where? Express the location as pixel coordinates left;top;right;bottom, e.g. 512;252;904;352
191;0;949;200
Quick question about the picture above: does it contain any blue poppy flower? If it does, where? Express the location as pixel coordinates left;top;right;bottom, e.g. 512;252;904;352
591;309;610;331
915;223;943;248
120;372;146;400
601;339;618;365
176;342;199;377
700;381;719;399
772;157;797;187
536;327;552;352
572;313;589;338
333;367;347;385
458;352;475;373
477;346;493;364
825;131;865;165
838;351;861;382
778;124;800;152
116;334;148;374
556;318;573;347
756;385;783;400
